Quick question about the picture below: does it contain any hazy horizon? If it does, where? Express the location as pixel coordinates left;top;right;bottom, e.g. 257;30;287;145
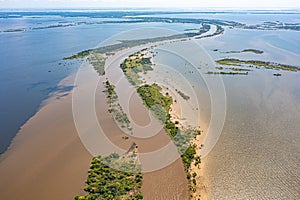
0;0;300;10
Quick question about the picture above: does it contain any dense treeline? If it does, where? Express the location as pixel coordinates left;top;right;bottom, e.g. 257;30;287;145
75;153;143;200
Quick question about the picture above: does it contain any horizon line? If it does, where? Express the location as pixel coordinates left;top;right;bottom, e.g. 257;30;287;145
1;7;300;11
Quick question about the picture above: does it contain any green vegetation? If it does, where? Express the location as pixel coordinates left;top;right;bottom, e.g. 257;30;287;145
75;153;143;200
136;84;200;174
273;73;282;76
63;50;92;60
216;58;300;72
121;52;202;198
104;80;118;105
137;84;172;123
93;33;198;54
175;89;190;100
242;49;264;54
174;128;200;155
120;50;153;86
207;71;249;75
222;49;264;54
103;80;131;131
195;25;224;39
229;68;252;72
181;145;197;171
63;50;106;76
88;52;106;76
182;144;202;195
63;30;201;62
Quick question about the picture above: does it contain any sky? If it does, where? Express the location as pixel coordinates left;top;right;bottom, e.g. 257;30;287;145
0;0;300;9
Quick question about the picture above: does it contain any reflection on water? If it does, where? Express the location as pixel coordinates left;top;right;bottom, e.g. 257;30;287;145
200;28;300;199
149;29;300;199
204;71;300;199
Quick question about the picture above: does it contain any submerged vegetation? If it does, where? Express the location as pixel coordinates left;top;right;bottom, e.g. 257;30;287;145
88;52;106;76
229;68;252;72
63;50;106;76
207;71;249;75
63;50;92;60
220;49;264;54
175;89;190;100
75;153;143;200
216;58;300;72
103;80;131;131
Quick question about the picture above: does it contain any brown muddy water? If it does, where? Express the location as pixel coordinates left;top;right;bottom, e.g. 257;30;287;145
96;75;188;198
70;42;190;199
101;45;189;199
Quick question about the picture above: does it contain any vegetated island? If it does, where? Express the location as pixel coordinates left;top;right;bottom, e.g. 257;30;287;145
136;84;201;197
218;49;264;54
63;30;202;59
120;50;203;198
62;31;203;77
103;80;132;132
75;152;143;200
216;58;300;72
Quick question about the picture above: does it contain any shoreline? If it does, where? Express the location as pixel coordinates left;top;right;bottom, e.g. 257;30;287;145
0;31;213;199
105;39;211;199
140;55;209;199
